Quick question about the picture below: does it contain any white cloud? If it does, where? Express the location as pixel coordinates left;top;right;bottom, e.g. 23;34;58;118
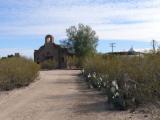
0;0;160;41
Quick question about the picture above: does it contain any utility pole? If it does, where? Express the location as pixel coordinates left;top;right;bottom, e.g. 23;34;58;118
110;43;116;53
152;40;157;53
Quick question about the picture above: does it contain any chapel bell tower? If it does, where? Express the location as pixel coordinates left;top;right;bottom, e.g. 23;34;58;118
45;34;54;45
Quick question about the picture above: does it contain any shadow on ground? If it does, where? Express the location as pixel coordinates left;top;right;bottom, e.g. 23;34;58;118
45;76;109;114
73;78;109;114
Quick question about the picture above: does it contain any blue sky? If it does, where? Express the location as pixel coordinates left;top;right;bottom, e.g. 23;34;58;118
0;0;160;57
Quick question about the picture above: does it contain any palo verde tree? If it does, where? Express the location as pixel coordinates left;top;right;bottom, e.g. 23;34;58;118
65;24;99;58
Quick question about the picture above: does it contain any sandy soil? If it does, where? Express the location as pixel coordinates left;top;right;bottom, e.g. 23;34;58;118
0;70;152;120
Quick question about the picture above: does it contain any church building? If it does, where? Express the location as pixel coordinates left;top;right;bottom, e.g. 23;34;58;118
34;35;72;68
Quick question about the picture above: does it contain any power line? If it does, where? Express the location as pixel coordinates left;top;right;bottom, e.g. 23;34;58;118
110;43;116;53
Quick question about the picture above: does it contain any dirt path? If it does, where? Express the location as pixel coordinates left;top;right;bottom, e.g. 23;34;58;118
0;70;151;120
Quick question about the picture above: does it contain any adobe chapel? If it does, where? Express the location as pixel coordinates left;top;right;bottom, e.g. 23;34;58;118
34;35;72;68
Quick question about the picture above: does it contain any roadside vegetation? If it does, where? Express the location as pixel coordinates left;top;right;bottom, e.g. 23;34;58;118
82;54;160;110
40;59;57;70
67;56;78;69
0;57;40;91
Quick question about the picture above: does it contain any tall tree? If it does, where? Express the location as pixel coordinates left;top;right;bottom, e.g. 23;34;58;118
66;24;98;57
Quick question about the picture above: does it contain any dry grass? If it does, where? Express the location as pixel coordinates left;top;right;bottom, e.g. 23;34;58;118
0;57;40;91
40;59;57;70
83;54;160;109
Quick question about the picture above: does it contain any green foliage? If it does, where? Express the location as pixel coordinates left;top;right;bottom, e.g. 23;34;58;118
0;57;40;91
66;23;99;58
40;59;58;70
83;54;160;110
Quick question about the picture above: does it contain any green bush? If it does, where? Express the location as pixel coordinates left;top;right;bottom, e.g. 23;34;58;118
82;54;160;110
40;59;57;70
0;57;40;91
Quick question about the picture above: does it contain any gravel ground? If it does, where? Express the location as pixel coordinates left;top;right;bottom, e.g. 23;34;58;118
0;70;152;120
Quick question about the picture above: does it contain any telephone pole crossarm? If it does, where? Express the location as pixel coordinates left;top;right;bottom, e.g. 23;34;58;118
110;43;116;53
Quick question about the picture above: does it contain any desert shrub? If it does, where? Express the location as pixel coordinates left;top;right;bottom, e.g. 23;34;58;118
0;57;40;91
40;59;57;70
67;56;78;69
82;54;160;110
